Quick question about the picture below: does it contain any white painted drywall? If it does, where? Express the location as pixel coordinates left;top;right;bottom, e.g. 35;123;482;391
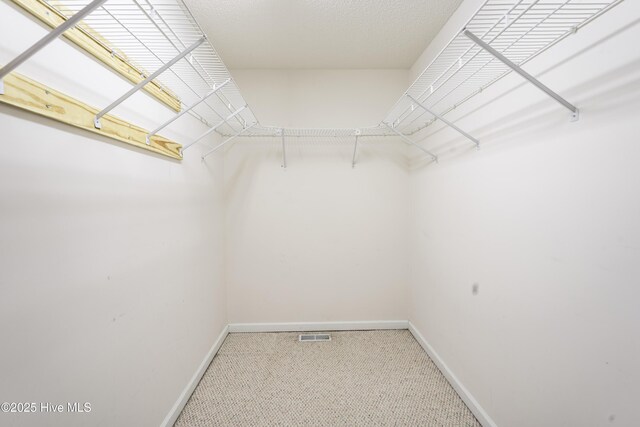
224;69;410;324
408;1;640;426
2;0;638;425
0;3;227;426
230;69;409;128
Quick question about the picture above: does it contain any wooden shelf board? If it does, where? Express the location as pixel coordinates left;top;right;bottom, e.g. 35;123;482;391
1;71;183;160
10;0;182;113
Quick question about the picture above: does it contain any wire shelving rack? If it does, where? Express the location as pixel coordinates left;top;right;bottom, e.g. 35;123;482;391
383;0;624;138
0;0;625;156
43;0;257;136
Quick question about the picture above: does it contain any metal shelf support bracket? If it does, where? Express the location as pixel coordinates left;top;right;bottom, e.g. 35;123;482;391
0;0;107;90
277;129;286;169
202;123;256;160
146;78;231;144
94;35;206;129
181;105;248;153
405;94;480;149
463;29;579;122
383;123;438;163
352;129;361;168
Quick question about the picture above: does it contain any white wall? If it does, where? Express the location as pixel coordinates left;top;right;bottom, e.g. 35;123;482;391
231;69;409;128
224;69;410;324
3;1;638;425
0;3;227;426
408;1;640;426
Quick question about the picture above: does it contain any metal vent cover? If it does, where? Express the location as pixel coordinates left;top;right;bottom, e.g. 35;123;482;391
298;333;331;342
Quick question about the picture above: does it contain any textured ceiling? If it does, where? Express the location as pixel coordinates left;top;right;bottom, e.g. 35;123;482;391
182;0;464;69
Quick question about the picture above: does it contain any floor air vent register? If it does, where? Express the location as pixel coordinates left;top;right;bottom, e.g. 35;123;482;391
298;334;331;342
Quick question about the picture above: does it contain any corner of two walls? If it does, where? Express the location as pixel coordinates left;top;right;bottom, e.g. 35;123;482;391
222;68;412;325
406;0;640;426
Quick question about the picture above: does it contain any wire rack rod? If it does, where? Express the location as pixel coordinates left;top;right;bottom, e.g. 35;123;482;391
130;0;244;129
246;125;395;139
13;0;623;146
42;0;256;136
383;0;624;136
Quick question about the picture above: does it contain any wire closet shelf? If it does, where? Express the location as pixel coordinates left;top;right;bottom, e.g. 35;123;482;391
9;0;624;148
258;0;623;143
383;0;623;138
42;0;257;138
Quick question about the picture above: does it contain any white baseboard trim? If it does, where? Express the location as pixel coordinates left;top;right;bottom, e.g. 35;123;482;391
160;325;229;427
408;322;497;427
228;320;409;333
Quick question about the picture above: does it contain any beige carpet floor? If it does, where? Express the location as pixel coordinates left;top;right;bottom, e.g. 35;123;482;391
175;330;481;426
